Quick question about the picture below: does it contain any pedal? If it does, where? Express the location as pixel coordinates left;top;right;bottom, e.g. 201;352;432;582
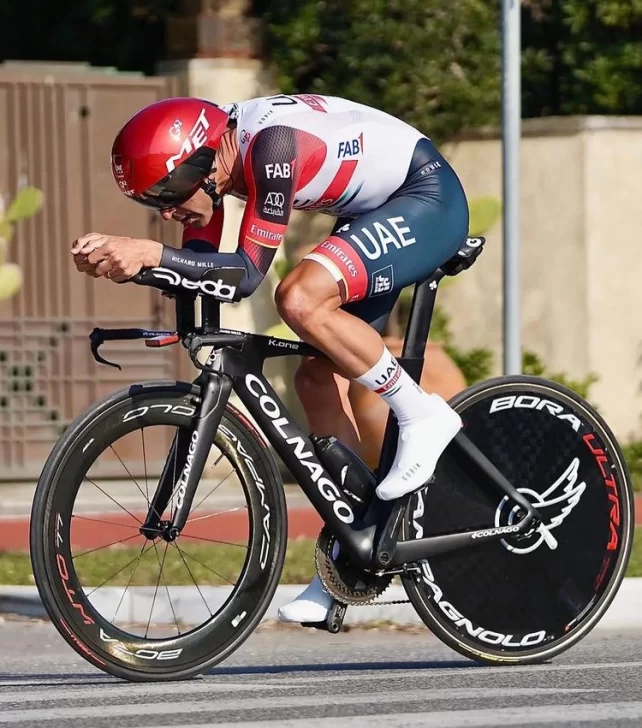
301;601;347;634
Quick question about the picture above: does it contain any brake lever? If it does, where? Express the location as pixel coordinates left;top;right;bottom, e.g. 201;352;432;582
89;327;176;370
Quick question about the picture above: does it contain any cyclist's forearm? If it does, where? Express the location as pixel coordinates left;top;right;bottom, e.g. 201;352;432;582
160;242;264;296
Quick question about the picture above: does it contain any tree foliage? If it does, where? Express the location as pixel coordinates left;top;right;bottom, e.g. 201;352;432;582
2;0;641;128
255;0;501;143
258;0;642;136
0;1;179;75
522;0;642;116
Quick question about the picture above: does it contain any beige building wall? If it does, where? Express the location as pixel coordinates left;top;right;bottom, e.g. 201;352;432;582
584;126;642;440
442;117;642;441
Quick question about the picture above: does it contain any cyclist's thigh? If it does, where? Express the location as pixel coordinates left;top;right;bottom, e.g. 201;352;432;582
341;290;400;334
304;153;469;327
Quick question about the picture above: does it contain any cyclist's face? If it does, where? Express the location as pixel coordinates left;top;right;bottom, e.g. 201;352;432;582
159;184;214;228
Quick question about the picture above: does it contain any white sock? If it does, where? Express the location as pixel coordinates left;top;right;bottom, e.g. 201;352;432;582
356;347;432;426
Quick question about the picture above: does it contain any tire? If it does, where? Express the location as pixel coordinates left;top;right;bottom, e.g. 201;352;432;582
30;380;287;681
402;375;634;665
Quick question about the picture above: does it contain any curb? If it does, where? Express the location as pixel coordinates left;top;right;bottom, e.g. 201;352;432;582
2;579;641;630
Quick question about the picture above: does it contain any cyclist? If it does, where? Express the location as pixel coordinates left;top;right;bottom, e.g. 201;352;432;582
71;94;469;625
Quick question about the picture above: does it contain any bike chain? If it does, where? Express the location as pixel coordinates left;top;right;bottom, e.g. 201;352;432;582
371;596;410;605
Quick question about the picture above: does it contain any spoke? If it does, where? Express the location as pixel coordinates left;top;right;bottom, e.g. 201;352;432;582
138;428;166;525
188;467;236;517
187;505;247;524
179;533;248;549
72;532;143;560
170;542;213;617
145;541;169;638
108;442;149;505
210;451;225;469
83;541;157;597
112;541;149;624
141;428;150;506
174;543;236;586
71;514;161;533
170;430;179;521
151;541;182;637
82;476;143;525
134;430;174;527
186;507;247;525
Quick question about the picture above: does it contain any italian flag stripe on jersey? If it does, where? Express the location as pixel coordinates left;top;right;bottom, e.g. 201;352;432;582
319;159;359;204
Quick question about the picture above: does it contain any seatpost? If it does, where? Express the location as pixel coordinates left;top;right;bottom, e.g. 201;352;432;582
401;270;445;367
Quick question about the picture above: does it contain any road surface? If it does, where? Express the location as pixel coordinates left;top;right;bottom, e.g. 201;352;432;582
1;617;641;727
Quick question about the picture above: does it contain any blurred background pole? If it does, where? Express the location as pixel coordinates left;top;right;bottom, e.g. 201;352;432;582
501;0;521;374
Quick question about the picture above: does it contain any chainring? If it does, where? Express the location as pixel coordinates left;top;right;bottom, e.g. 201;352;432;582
315;527;393;605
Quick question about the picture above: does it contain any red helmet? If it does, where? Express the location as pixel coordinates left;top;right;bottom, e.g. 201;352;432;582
111;97;230;210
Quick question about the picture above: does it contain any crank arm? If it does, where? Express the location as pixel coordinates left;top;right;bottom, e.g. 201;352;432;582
302;601;347;634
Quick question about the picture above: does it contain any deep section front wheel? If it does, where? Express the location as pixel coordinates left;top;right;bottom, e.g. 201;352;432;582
402;375;633;665
30;381;287;681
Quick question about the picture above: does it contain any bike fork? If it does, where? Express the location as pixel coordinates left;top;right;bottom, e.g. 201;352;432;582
140;372;233;540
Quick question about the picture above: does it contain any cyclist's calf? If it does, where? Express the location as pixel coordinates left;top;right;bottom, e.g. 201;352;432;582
294;357;360;453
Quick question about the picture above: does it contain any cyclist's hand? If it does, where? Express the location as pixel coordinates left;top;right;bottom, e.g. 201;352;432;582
71;233;162;282
71;252;100;277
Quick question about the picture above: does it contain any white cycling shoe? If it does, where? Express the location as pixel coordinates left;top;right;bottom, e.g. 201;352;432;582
278;575;334;624
376;394;462;501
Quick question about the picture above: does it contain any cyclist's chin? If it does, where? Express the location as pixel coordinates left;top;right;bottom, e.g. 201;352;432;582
173;212;205;227
192;209;216;228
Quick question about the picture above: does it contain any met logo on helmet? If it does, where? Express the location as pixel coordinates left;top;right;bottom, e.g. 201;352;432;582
165;108;210;173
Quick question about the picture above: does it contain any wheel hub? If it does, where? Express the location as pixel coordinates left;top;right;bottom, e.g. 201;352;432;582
139;519;178;542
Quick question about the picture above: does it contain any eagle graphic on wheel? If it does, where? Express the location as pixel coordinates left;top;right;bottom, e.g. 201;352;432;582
494;457;587;554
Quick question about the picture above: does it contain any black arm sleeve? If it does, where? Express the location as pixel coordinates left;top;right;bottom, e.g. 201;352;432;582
160;239;265;297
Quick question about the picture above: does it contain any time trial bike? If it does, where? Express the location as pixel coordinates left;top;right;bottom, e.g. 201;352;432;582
29;234;633;681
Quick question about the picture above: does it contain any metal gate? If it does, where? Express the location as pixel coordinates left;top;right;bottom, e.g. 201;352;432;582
0;65;185;479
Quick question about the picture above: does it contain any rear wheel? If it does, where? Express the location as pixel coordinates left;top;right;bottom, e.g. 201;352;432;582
402;375;634;664
30;381;287;681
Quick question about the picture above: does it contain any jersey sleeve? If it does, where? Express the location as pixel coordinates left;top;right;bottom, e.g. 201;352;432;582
158;126;299;298
162;202;259;296
238;125;298;276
